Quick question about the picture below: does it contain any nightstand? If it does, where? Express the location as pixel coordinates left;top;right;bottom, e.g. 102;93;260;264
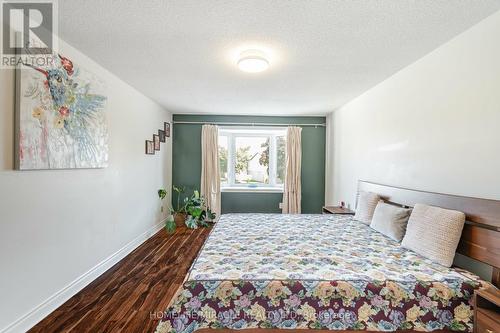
322;206;355;215
474;287;500;333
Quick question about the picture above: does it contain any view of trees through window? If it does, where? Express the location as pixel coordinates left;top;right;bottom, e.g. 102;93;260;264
219;136;228;184
259;136;286;184
219;129;286;188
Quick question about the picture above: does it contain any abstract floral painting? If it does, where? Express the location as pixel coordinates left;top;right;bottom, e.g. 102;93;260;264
17;54;108;170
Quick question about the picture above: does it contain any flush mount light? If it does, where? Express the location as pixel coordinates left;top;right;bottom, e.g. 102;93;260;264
237;49;269;73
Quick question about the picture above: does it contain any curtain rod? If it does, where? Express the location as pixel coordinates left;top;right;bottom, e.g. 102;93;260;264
173;121;326;127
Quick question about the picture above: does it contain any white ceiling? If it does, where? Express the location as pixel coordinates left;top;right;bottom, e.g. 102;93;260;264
58;1;500;116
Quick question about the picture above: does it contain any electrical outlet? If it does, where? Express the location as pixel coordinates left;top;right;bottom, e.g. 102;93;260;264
279;202;283;209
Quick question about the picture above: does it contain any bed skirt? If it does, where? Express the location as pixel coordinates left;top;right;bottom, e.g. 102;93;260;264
154;278;484;333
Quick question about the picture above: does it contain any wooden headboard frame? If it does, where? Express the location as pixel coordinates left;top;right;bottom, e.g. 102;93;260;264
357;180;500;287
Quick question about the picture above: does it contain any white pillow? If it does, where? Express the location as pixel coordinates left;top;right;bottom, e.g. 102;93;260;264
353;191;381;225
401;203;465;267
370;202;412;242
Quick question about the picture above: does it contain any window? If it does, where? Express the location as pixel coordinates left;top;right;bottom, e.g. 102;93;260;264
219;127;286;191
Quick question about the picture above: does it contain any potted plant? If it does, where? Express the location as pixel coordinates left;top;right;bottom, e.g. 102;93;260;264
159;186;216;234
183;190;216;229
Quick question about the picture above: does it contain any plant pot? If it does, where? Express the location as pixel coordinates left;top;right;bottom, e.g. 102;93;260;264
174;213;187;227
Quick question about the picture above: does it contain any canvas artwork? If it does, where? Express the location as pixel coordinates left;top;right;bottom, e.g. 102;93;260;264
17;54;108;170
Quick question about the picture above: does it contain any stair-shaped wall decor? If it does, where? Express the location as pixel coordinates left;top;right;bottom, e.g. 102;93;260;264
145;121;170;155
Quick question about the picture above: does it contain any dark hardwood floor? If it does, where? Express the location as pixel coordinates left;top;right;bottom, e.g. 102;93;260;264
29;225;211;333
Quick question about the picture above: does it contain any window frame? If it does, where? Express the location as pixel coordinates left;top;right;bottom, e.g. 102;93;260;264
219;127;286;193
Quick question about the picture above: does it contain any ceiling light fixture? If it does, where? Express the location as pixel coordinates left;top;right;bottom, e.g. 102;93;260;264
237;49;269;73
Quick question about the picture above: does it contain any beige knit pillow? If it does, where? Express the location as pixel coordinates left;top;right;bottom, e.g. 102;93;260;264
353;191;381;225
401;204;465;267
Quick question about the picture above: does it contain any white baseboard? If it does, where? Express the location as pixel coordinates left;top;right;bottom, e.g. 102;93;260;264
1;222;165;333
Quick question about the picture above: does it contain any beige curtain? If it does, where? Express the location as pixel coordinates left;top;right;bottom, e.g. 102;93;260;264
200;124;221;218
282;126;302;214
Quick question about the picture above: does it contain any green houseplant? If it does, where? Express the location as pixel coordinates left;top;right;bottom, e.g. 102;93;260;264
159;185;216;234
158;189;167;212
158;188;176;233
172;185;188;226
183;190;216;229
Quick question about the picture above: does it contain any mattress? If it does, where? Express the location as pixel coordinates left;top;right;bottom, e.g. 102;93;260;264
155;214;486;333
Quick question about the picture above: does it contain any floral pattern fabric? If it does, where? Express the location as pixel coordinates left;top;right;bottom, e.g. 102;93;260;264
155;214;486;333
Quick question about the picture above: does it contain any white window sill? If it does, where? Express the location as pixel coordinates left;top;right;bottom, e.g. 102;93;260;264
221;186;284;193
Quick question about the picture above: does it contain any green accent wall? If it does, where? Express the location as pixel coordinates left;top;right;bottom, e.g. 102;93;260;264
172;115;326;214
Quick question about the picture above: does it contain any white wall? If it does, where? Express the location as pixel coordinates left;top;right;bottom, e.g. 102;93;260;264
326;10;500;206
326;11;500;278
0;40;172;332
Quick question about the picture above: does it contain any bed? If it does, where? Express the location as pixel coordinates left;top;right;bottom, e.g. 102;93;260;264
154;181;499;333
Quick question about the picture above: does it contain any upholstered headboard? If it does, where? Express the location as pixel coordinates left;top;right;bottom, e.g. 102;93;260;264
357;180;500;287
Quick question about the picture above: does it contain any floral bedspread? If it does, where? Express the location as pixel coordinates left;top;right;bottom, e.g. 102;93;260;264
155;214;486;333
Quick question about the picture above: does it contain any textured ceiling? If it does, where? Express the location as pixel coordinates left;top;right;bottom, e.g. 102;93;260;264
58;1;500;115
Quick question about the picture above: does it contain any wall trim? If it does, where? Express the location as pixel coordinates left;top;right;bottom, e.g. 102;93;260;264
1;221;165;333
